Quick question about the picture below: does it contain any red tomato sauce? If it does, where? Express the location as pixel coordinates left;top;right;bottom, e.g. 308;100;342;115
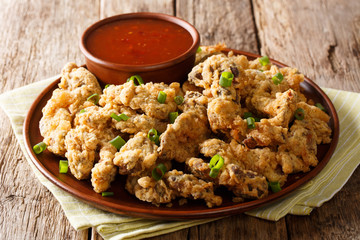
86;18;194;65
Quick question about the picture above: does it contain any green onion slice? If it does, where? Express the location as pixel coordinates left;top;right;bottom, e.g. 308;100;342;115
219;71;234;87
59;160;68;173
102;192;114;197
109;136;126;150
315;103;326;112
152;163;167;181
33;142;47;154
196;47;202;53
169;112;178;124
127;75;144;85
272;72;284;85
174;95;184;105
111;113;129;121
79;109;86;114
269;181;282;193
209;155;224;178
246;117;256;129
259;56;270;66
243;112;253;119
104;84;111;89
147;128;160;145
110;113;122;121
294;108;305;120
87;93;100;105
119;113;130;121
157;91;167;104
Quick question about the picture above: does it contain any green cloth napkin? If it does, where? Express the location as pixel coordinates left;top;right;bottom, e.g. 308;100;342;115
0;76;359;240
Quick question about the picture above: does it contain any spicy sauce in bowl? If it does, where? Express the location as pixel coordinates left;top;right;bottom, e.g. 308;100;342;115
80;13;200;85
86;19;194;65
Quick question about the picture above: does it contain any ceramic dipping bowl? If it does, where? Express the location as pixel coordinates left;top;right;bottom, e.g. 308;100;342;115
80;12;200;85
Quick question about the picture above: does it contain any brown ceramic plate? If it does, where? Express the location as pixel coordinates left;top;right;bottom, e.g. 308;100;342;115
23;49;339;220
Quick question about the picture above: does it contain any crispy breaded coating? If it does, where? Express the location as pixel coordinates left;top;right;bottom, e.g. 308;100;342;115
277;120;318;173
127;176;175;206
186;158;268;199
127;170;222;208
297;102;332;144
113;132;159;176
65;125;98;180
91;142;118;193
100;82;181;120
65;105;117;180
110;105;168;134
188;54;238;100
165;170;222;208
195;43;227;65
244;119;288;148
159;108;210;162
207;98;247;141
39;63;102;156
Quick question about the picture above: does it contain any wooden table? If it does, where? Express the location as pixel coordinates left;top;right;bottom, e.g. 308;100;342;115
1;0;359;239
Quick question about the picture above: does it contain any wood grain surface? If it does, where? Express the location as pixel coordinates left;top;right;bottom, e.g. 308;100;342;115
0;0;359;239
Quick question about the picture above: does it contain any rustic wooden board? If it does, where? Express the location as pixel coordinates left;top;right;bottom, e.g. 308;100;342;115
176;0;259;52
252;0;360;91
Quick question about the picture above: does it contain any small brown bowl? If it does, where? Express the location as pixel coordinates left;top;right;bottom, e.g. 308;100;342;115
79;12;200;85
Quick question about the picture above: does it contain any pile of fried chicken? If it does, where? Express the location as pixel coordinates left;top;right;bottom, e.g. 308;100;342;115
39;44;332;208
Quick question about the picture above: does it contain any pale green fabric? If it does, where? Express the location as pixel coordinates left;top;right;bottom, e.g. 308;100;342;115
0;77;359;240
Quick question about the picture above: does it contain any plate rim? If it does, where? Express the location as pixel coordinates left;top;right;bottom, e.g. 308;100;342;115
23;49;340;219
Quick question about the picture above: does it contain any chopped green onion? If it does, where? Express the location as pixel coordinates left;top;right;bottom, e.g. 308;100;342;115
33;142;47;154
272;72;284;85
79;109;86;114
157;91;167;104
111;113;129;121
315;103;326;112
147;128;160;145
246;117;256;129
174;95;184;105
119;113;130;121
209;168;220;178
269;181;282;193
109;136;126;150
209;155;224;178
259;56;270;66
87;93;100;105
258;69;264;72
169;112;178;124
219;71;234;87
127;75;144;85
59;160;68;173
104;84;111;89
110;113;122;121
152;163;167;181
102;192;114;197
243;112;253;119
294;108;305;120
197;47;202;53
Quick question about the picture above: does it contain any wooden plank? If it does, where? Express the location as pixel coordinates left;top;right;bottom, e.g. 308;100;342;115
176;0;259;52
252;0;360;92
0;0;100;239
100;0;174;19
195;215;287;240
285;167;360;240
